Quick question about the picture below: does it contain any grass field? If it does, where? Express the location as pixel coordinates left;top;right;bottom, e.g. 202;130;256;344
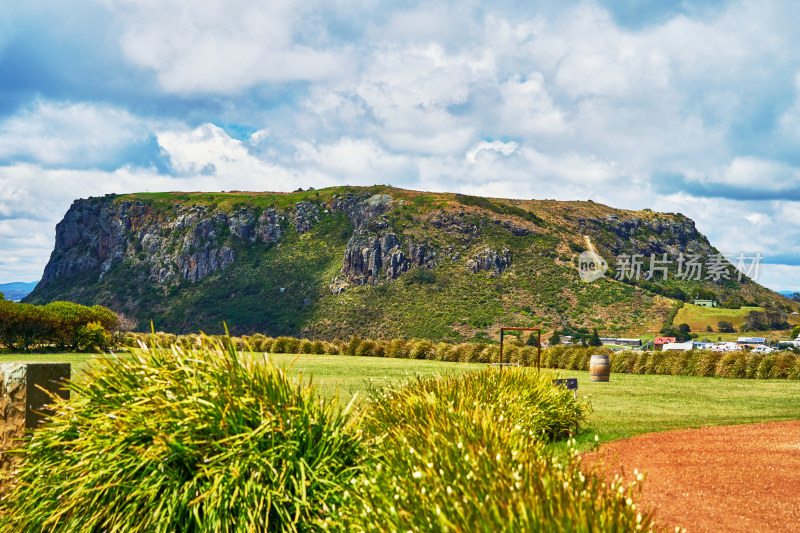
674;303;800;339
2;352;799;450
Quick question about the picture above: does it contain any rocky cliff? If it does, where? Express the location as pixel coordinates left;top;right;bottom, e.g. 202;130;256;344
26;186;795;340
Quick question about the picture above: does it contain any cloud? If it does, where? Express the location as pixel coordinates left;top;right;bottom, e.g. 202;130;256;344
293;137;414;184
114;0;349;93
465;140;519;163
0;100;161;168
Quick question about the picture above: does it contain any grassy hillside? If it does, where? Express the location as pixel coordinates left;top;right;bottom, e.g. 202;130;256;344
26;186;797;340
674;303;800;336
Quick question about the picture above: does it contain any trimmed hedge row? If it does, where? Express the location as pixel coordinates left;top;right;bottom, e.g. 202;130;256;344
120;333;545;366
545;344;800;380
120;332;800;380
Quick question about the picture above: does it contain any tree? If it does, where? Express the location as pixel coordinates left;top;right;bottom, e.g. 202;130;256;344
548;329;561;346
588;328;602;347
525;331;539;347
744;311;766;331
0;291;4;300
792;292;800;303
717;320;735;333
706;325;713;332
792;325;800;339
677;323;691;333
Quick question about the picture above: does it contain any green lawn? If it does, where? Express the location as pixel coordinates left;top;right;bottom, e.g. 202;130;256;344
2;352;799;450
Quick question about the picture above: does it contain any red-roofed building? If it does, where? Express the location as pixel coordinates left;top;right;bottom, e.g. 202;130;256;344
654;336;676;346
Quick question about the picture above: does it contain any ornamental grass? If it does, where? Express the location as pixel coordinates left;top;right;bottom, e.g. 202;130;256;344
0;337;363;533
346;367;653;532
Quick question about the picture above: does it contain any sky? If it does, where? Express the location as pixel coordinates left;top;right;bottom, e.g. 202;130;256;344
1;0;799;291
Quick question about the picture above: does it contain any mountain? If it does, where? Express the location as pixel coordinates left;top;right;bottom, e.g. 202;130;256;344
25;186;797;340
779;291;798;299
0;281;38;301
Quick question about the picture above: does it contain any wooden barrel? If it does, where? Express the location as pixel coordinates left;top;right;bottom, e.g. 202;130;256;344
590;354;611;382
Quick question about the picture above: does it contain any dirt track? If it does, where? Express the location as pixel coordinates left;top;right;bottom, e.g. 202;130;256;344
584;421;800;532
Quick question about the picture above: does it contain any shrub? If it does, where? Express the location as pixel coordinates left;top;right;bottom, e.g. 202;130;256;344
271;335;297;354
745;352;765;379
463;342;485;363
74;321;111;352
695;350;721;377
310;340;326;354
348;368;650;531
409;339;434;360
716;352;747;378
769;353;795;379
386;338;408;358
0;337;364;532
372;341;386;358
325;340;343;355
299;339;314;354
355;340;376;357
434;341;454;361
346;335;362;356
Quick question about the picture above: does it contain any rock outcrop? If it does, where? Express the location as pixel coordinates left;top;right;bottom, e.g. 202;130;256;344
467;248;512;275
333;231;437;292
37;192;405;293
578;214;713;257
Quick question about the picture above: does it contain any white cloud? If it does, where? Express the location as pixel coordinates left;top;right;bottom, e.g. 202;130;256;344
156;124;298;189
692;157;800;191
465;140;518;163
113;0;348;93
293;137;413;183
0;100;156;167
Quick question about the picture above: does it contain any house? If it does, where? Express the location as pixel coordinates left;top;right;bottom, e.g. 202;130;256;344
662;341;694;352
599;337;642;347
694;299;718;307
751;345;775;354
737;337;766;346
654;336;676;346
693;341;714;350
712;342;742;352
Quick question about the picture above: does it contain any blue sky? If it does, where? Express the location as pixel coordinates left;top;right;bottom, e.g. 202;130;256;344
1;0;800;290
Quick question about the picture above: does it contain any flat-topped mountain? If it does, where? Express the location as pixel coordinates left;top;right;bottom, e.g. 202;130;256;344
25;186;796;340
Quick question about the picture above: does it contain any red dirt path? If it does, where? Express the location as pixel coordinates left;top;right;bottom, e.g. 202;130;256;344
583;421;800;532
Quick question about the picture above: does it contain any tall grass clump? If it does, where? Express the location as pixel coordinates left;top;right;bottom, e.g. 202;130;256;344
0;337;364;533
346;367;653;532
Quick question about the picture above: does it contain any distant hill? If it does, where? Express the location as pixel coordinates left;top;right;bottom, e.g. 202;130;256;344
779;291;798;299
0;281;38;301
25;186;798;340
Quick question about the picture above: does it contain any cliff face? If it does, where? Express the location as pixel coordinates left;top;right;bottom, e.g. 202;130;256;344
27;186;793;339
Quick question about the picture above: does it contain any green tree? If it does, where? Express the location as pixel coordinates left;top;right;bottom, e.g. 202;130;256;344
588;328;602;347
717;320;735;333
791;325;800;339
548;329;561;346
525;331;539;347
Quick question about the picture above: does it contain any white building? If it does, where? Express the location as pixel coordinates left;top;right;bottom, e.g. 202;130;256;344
662;341;694;352
711;342;742;353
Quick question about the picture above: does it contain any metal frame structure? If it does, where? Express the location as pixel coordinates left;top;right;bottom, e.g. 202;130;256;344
499;327;541;372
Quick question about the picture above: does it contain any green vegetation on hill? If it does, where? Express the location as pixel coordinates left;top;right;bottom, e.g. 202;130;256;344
26;186;797;340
